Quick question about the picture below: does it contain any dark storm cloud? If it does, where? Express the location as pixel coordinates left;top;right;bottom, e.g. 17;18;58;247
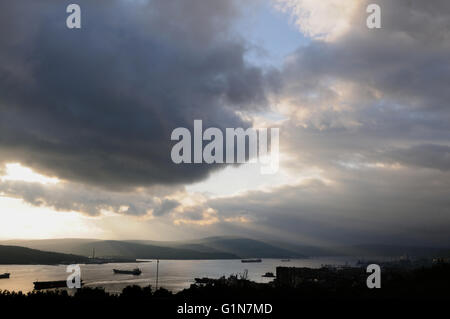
0;0;275;190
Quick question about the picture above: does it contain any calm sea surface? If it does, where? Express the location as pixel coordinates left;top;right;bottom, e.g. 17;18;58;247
0;258;357;294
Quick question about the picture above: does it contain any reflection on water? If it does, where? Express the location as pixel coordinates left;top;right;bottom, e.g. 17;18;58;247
0;258;356;294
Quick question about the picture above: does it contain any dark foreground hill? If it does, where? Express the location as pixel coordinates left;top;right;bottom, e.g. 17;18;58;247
0;245;89;264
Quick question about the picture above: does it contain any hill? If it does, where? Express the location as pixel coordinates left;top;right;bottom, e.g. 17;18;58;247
274;242;449;258
186;237;302;258
70;240;238;259
1;237;301;259
5;237;443;260
0;245;90;264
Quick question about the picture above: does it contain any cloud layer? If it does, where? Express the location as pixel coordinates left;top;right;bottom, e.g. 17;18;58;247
1;0;449;246
0;0;275;190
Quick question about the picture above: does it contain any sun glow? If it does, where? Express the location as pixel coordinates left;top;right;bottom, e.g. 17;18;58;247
1;163;60;184
0;197;104;239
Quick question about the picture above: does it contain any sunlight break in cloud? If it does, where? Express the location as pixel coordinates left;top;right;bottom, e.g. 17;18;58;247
1;163;60;185
274;0;362;41
173;207;220;226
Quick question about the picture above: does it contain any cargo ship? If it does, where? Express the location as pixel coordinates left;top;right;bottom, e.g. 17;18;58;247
113;268;142;275
241;258;262;263
0;273;10;279
194;277;215;284
33;280;83;290
262;272;275;278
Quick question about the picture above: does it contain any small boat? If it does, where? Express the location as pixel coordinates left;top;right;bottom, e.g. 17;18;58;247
33;280;83;290
241;258;262;263
0;273;10;279
113;268;142;275
262;272;275;278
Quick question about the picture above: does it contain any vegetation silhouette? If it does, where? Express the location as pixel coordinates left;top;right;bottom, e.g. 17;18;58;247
0;263;448;317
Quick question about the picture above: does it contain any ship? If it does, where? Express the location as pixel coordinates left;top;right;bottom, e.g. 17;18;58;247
194;277;215;284
113;268;142;275
33;280;83;290
262;272;275;278
0;273;10;279
281;259;291;262
241;258;262;263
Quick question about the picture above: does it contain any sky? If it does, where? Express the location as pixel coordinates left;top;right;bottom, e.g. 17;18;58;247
0;0;449;247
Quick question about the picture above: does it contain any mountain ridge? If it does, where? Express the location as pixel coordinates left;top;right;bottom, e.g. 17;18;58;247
2;238;448;260
0;245;90;265
0;237;302;259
